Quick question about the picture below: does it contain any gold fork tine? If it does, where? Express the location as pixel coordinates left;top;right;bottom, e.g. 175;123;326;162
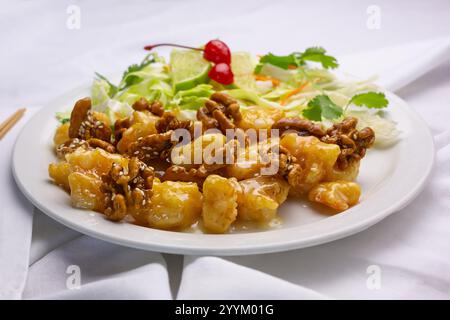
0;108;26;140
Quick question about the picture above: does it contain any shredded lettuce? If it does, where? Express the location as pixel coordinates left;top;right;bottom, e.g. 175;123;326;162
119;53;166;90
92;53;173;111
120;63;169;88
169;84;214;110
91;78;112;112
115;63;173;106
91;78;133;124
116;79;173;106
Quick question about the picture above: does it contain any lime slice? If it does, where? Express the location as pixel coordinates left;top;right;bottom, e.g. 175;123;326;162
231;52;257;90
170;50;211;91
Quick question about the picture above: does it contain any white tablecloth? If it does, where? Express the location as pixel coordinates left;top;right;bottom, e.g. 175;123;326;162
1;0;449;299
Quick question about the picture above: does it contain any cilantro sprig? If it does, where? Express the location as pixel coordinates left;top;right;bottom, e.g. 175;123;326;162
255;46;338;73
302;91;389;121
302;95;343;121
256;53;299;72
300;47;338;69
348;92;388;109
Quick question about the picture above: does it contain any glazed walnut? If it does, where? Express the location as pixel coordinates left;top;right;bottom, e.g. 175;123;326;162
113;117;131;144
132;98;193;134
149;101;165;117
114;99;167;145
132;98;165;117
156;112;193;134
271;117;326;137
320;117;375;170
56;138;115;158
273;117;375;171
101;157;154;222
127;131;175;163
131;98;150;112
87;138;116;153
56;138;89;159
162;161;230;186
197;92;243;133
69;97;112;142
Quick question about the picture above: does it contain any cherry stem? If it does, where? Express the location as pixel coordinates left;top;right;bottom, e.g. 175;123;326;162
144;43;203;51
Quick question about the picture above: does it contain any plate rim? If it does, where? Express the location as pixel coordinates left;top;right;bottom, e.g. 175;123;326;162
12;85;435;256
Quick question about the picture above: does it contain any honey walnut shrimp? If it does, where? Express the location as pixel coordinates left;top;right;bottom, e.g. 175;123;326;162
49;92;375;233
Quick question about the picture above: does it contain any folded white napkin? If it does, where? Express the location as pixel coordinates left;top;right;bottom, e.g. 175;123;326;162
339;36;450;91
25;236;171;299
0;109;36;300
2;38;450;300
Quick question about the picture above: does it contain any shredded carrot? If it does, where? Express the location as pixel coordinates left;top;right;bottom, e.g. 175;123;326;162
254;74;280;87
279;82;308;105
287;65;298;70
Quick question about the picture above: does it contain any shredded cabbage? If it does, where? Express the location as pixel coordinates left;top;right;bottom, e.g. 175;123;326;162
224;89;282;109
347;110;400;148
259;64;295;82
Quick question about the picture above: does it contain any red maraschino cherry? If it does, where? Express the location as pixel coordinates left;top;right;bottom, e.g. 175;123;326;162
203;40;231;64
208;63;234;85
144;40;231;64
144;40;233;85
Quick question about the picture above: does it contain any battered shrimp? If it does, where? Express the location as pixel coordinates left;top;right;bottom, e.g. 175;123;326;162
202;175;240;233
308;181;361;211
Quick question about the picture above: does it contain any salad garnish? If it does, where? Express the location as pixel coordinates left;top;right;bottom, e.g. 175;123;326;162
57;40;398;147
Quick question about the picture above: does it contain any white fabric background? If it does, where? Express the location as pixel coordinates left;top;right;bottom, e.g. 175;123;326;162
1;0;449;299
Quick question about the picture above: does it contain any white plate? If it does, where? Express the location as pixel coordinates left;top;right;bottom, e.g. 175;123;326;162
12;85;434;255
